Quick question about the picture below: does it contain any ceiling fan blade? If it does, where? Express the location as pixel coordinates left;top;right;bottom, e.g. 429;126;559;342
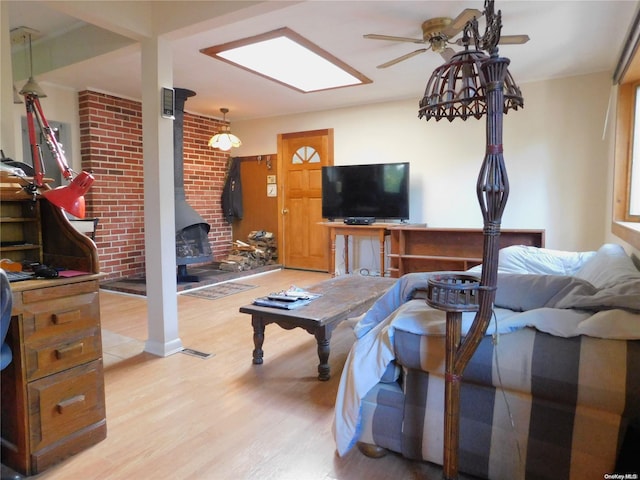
499;34;530;45
363;33;425;44
440;47;456;62
454;33;530;47
441;8;482;37
377;48;428;69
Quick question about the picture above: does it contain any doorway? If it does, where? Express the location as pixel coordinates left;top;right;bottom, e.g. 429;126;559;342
277;129;333;271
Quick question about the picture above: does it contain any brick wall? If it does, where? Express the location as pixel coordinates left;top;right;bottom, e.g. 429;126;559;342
78;90;232;281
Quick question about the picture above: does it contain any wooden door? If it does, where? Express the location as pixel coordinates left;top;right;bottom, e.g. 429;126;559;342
278;129;333;271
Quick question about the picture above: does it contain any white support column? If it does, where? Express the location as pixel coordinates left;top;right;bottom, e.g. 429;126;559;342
140;35;183;356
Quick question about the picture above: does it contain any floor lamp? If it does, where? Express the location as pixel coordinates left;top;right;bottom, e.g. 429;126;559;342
418;2;523;479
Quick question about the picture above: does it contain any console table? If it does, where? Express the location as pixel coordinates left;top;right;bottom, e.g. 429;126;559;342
1;176;105;476
320;222;397;276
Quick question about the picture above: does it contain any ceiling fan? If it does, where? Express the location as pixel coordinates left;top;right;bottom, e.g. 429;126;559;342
364;8;529;68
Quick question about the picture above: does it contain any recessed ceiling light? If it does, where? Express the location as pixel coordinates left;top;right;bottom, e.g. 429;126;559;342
201;27;371;93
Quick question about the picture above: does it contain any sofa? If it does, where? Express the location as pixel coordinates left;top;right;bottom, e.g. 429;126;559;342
333;244;640;479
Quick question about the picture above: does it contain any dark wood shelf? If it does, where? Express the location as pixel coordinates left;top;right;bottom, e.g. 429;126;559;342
388;227;545;277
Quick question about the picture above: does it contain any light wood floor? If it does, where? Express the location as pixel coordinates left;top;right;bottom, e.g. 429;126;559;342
28;269;466;480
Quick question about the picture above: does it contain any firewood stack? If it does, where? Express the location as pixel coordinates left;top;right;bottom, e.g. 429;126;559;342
219;230;278;271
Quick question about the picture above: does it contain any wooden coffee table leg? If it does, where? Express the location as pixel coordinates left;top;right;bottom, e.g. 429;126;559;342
252;316;265;365
315;325;332;381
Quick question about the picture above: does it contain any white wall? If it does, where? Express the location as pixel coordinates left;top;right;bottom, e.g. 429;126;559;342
232;71;613;273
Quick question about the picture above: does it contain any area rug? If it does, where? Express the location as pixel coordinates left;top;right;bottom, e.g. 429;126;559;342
180;282;257;300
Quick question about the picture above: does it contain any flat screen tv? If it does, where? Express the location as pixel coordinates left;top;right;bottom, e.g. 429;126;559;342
321;162;410;221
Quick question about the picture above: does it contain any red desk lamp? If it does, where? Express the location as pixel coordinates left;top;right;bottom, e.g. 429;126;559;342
16;29;93;218
21;90;94;218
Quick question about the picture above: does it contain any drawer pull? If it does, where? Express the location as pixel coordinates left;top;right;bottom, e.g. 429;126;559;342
52;310;81;325
55;342;84;359
56;394;86;414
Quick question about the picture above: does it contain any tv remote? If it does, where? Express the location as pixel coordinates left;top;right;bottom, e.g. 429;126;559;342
267;294;299;302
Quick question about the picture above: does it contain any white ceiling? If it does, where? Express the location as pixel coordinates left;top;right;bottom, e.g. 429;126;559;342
7;0;639;121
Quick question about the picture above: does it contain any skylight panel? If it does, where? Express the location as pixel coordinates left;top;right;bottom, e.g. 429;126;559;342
201;27;371;93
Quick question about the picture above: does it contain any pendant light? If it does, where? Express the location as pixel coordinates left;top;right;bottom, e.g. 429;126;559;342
208;108;242;151
19;32;47;98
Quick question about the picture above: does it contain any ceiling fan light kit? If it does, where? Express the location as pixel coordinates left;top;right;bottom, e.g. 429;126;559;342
421;17;453;53
428;36;448;54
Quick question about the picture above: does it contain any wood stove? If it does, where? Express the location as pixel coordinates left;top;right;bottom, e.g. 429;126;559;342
173;88;212;282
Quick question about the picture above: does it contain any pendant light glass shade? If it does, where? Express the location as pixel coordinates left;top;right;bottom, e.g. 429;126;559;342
207;128;242;151
208;108;241;151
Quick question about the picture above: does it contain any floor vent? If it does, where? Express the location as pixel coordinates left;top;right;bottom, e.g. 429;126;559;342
180;348;213;359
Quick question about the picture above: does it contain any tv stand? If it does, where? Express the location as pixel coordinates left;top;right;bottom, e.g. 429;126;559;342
320;222;396;276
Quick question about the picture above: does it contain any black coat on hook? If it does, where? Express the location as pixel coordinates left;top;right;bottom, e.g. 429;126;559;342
221;157;243;224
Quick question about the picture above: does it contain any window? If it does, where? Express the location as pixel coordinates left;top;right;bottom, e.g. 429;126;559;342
630;85;640;216
292;146;320;164
612;10;640;248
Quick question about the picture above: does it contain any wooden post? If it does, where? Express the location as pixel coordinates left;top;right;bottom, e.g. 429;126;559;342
443;311;463;479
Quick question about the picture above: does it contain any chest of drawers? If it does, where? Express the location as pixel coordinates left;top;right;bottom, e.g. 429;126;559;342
1;277;106;475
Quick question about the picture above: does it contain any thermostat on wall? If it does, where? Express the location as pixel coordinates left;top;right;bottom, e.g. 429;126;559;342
162;87;175;119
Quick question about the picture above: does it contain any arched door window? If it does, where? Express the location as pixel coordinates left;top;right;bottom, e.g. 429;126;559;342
292;146;320;164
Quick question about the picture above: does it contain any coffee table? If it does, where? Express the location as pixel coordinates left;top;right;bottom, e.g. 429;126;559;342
239;275;396;380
